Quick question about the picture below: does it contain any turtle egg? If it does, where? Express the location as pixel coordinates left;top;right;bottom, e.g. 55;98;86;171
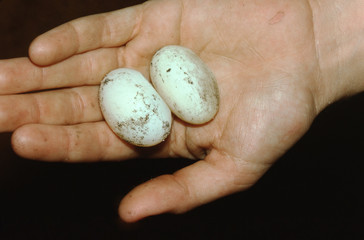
150;45;219;124
99;68;172;147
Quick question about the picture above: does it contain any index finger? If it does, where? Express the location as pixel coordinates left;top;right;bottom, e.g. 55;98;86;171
29;5;143;66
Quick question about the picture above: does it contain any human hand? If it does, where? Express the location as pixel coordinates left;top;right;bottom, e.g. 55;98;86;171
1;0;363;222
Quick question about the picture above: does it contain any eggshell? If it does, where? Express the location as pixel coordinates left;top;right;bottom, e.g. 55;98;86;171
99;68;172;147
150;45;219;124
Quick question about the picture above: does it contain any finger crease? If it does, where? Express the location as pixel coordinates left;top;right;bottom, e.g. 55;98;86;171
64;127;73;162
39;67;46;90
67;22;81;54
86;55;96;84
172;174;192;207
101;14;114;47
31;94;42;124
70;89;86;123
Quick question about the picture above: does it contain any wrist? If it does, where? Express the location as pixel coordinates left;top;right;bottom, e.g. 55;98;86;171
309;0;364;110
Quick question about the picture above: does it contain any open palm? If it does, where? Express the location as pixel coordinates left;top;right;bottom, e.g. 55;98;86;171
0;0;322;222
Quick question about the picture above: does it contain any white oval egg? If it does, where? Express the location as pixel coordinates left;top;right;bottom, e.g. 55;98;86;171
99;68;172;147
150;45;219;124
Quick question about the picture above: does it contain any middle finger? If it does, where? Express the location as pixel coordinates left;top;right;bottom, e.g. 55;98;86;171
0;86;102;132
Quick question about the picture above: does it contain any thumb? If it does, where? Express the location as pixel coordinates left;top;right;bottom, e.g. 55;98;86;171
118;150;264;222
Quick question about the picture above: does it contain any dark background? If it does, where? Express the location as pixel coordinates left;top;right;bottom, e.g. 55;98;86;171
1;0;364;239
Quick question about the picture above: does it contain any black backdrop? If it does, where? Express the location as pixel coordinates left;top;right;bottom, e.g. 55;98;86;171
1;0;364;239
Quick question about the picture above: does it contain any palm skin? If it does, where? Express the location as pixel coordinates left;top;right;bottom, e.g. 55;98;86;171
0;0;323;222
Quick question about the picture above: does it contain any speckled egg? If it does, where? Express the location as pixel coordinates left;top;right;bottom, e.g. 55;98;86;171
99;68;172;147
150;45;219;124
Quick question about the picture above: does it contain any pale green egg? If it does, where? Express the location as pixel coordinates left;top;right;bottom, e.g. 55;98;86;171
99;68;172;147
150;45;220;124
